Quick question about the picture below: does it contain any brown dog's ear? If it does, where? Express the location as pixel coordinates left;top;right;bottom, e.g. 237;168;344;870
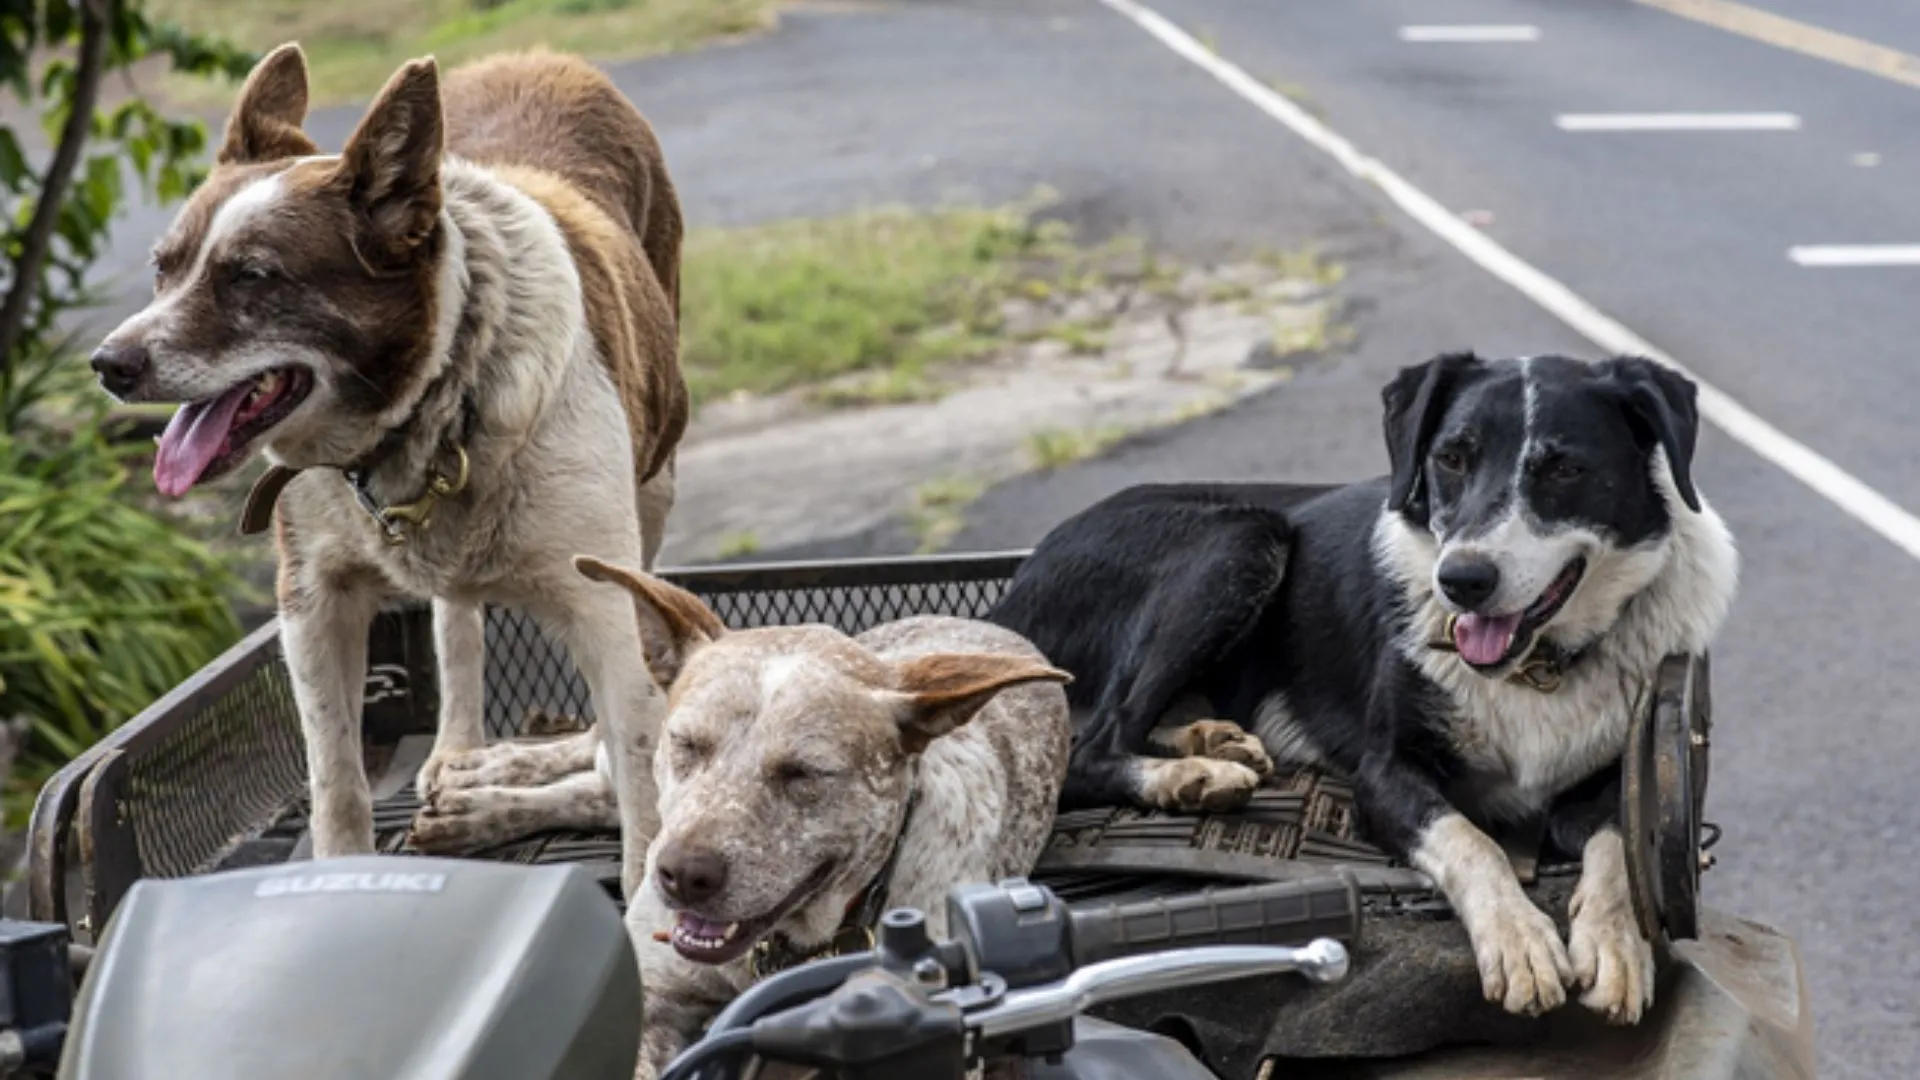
890;654;1070;755
573;555;726;687
335;56;444;266
217;43;317;165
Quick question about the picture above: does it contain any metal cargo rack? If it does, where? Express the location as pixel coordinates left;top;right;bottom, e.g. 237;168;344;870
22;550;1716;1070
25;550;1464;933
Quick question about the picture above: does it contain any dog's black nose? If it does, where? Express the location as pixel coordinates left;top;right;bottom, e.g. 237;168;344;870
655;840;729;907
89;343;150;398
1437;556;1501;610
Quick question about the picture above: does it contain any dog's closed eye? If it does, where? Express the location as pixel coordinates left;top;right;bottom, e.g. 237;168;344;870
767;758;837;797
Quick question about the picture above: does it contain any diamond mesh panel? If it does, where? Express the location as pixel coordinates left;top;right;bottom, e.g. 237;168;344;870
91;557;1023;898
121;643;310;880
477;573;1016;737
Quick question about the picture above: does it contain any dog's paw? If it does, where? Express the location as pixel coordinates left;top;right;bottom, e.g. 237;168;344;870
1175;719;1275;777
415;748;481;800
424;736;594;792
1468;897;1572;1017
1568;881;1657;1024
406;788;520;854
1138;756;1261;813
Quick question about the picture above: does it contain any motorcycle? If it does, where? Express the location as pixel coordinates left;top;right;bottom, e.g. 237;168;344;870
21;856;1356;1079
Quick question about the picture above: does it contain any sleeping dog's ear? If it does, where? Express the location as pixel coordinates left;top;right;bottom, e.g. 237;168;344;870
1382;351;1480;521
1604;356;1702;514
888;654;1071;755
573;555;727;687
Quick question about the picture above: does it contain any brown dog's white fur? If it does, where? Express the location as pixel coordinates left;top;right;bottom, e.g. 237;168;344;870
89;44;688;886
433;557;1073;1078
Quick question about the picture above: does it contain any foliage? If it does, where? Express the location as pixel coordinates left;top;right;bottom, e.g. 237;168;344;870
0;0;255;820
680;203;1082;407
0;0;255;427
147;0;773;106
0;423;245;821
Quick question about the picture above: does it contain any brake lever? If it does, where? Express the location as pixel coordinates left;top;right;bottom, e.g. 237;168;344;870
966;940;1350;1039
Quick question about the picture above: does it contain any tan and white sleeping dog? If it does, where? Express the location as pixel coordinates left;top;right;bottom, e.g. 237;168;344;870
86;43;688;882
420;556;1074;1079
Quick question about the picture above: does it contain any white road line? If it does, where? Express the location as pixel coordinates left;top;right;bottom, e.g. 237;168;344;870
1097;0;1920;563
1555;112;1801;131
1789;244;1920;266
1398;25;1540;42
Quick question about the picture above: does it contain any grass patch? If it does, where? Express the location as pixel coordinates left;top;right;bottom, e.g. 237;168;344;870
1025;424;1130;470
807;368;943;409
716;530;760;559
147;0;775;106
681;201;1105;409
1267;302;1354;357
906;476;984;554
1259;245;1346;289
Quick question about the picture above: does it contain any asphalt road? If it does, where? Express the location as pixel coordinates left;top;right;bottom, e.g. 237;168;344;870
75;1;1917;1074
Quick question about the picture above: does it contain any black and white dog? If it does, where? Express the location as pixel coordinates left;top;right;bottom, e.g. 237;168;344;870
987;352;1738;1025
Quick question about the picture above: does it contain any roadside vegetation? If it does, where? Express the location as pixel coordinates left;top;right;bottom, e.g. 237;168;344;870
685;201;1079;408
680;195;1176;411
147;0;777;106
0;2;254;823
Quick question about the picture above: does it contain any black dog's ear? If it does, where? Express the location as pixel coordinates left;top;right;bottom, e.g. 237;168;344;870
1382;352;1480;518
1606;356;1702;513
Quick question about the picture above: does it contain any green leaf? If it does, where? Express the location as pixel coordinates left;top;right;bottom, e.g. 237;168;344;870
0;128;26;191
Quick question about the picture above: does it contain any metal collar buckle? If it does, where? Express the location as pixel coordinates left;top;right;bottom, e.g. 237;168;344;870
349;445;471;546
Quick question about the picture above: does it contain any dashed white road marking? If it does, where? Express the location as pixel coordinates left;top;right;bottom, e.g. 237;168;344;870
1096;0;1920;563
1398;25;1540;42
1555;111;1801;131
1788;245;1920;267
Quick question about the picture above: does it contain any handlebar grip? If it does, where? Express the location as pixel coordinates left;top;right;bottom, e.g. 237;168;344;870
1068;873;1361;967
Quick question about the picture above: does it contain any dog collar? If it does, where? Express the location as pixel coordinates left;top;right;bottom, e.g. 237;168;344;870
1431;613;1591;694
238;398;478;543
747;773;920;981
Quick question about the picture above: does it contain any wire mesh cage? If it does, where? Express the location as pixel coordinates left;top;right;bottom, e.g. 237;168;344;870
29;553;1031;932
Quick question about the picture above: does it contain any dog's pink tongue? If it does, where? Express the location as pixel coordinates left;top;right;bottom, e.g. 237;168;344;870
152;385;249;497
1454;612;1523;666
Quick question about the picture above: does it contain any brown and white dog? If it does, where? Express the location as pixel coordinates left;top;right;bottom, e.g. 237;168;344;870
418;556;1074;1079
87;43;688;882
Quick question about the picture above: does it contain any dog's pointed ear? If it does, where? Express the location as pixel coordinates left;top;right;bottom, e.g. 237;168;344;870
336;56;444;265
1605;356;1703;513
888;654;1070;755
1382;352;1479;521
217;43;317;165
573;555;726;688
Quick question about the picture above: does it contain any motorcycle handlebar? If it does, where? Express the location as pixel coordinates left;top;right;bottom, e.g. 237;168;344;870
664;874;1363;1080
1068;873;1362;966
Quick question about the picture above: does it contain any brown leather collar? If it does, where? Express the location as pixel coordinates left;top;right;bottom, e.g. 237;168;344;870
746;777;919;981
237;397;477;542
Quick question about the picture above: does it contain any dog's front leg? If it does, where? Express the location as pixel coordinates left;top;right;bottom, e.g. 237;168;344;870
1358;754;1570;1016
281;582;382;858
535;575;666;897
416;595;488;797
1565;825;1655;1023
1547;769;1654;1024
